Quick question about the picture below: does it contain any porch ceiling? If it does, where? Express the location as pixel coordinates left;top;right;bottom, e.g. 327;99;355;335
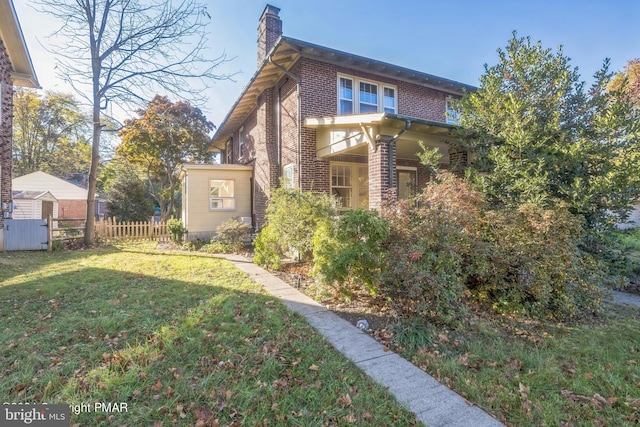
305;113;454;160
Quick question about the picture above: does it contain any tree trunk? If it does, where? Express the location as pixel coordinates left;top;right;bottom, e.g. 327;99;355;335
84;103;100;246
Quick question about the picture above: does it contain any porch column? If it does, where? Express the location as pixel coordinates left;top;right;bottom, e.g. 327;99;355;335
368;136;395;210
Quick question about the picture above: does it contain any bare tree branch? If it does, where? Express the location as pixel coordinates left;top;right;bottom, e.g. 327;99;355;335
33;0;234;244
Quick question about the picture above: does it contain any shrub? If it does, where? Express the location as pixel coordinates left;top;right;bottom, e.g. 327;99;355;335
183;238;205;251
379;173;483;324
200;240;231;254
472;203;606;319
254;187;336;269
215;218;251;252
312;209;389;296
167;219;186;244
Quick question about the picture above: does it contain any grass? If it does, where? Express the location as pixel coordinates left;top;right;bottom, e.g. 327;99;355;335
390;304;640;426
0;244;420;427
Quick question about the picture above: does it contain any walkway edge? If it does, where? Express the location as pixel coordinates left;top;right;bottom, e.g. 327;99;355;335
221;254;504;427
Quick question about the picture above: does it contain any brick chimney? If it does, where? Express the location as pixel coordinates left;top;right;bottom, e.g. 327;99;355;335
257;4;282;66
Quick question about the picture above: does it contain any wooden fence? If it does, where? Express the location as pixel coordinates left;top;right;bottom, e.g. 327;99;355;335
95;218;170;242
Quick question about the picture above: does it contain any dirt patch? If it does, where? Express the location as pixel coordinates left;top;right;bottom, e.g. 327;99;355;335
269;262;398;333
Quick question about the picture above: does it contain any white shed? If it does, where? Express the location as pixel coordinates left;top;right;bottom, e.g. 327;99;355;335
12;190;58;220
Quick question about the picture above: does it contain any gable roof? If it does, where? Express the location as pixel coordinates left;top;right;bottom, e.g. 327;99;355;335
211;36;475;148
12;190;57;201
13;171;88;200
0;0;39;88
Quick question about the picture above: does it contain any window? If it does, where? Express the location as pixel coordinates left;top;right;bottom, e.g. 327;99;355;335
331;162;368;209
331;164;352;208
339;77;354;115
337;74;397;115
445;100;461;125
238;127;245;157
359;81;378;113
225;139;232;164
282;164;294;188
210;179;235;210
383;87;396;113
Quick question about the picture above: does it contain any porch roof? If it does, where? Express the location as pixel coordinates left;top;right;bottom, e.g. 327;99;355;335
305;112;455;159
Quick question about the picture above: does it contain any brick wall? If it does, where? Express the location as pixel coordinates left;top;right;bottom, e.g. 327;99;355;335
257;5;282;66
58;200;87;219
227;50;461;224
0;38;13;235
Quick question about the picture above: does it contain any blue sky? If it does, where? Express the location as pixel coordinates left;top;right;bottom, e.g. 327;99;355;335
13;0;640;127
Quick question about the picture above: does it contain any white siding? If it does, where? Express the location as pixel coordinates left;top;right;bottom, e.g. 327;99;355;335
13;171;87;200
181;165;253;241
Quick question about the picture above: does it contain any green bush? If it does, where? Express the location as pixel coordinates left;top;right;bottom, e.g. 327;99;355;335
312;209;389;296
253;187;336;269
200;240;231;254
167;219;186;244
183;238;205;251
472;203;606;319
215;218;251;252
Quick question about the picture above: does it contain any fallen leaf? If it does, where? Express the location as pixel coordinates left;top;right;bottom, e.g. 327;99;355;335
337;393;352;406
309;364;318;371
342;413;356;423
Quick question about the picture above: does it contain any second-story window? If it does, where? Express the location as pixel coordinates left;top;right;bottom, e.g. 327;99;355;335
383;87;396;113
446;100;461;125
338;74;397;115
359;82;378;113
238;127;245;157
339;77;354;115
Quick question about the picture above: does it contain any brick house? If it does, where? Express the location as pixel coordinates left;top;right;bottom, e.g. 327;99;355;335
0;0;39;250
209;4;475;229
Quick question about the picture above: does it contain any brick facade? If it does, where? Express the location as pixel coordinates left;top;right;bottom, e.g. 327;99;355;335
221;5;469;227
58;199;87;219
0;38;13;233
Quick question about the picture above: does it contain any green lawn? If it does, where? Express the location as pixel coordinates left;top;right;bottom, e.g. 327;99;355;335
391;304;640;426
0;244;419;426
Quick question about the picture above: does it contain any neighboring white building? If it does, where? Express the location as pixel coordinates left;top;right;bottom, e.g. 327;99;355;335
12;190;58;220
13;171;107;219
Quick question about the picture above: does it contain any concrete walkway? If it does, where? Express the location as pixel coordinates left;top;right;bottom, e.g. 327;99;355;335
611;289;640;308
222;254;503;427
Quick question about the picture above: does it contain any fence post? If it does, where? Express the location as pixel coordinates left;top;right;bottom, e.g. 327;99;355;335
47;215;53;252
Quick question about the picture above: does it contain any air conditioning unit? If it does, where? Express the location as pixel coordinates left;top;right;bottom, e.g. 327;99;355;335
239;217;252;225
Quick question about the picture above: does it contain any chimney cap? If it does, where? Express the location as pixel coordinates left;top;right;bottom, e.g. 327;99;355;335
260;4;281;20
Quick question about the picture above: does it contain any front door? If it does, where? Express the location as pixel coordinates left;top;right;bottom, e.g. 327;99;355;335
397;169;417;201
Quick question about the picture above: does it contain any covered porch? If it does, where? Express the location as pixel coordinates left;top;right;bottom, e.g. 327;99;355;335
305;112;464;210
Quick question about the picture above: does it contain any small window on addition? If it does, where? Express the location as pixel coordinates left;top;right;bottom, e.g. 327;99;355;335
210;179;235;210
282;164;294;188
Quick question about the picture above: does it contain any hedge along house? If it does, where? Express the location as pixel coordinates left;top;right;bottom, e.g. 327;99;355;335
209;4;475;229
0;0;39;250
180;163;253;241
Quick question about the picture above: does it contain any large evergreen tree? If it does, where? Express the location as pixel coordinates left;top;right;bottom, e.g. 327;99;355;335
454;33;640;232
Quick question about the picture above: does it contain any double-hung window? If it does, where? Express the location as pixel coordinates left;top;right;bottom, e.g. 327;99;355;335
445;100;461;125
338;75;397;115
339;77;354;115
210;179;235;210
331;163;369;209
359;82;378;113
383;87;396;113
